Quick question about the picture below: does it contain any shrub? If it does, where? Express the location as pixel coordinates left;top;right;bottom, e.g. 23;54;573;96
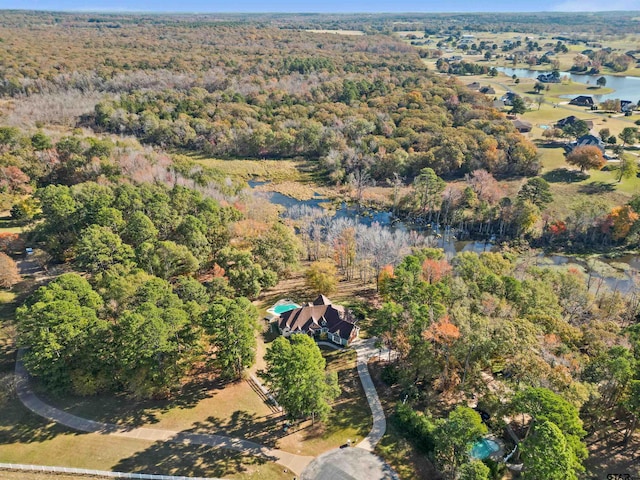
393;403;436;453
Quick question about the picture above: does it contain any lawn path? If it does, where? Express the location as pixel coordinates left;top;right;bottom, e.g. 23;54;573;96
14;350;313;476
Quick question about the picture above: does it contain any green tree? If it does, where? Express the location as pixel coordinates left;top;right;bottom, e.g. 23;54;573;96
433;406;488;479
562;120;589;139
533;82;544;94
596;76;607;88
305;260;338;296
413;167;446;220
31;131;52;151
617;154;638;182
122;211;158;247
517;177;553;208
216;247;272;298
203;296;258;381
137;240;199;279
511;387;587;474
16;274;107;392
521;421;577;480
75;225;134;273
458;459;491;480
510;96;527;115
619;127;638;146
623;380;640;443
261;335;339;422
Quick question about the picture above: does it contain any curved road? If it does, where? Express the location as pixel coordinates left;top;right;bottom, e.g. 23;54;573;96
15;338;394;478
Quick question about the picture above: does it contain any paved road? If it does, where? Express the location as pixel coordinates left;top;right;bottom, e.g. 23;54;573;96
14;350;313;476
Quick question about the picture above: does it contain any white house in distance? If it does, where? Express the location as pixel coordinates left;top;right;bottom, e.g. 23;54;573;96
277;295;360;346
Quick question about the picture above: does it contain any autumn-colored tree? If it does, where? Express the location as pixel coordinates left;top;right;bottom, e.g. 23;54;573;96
0;253;20;288
378;264;395;292
566;146;606;173
424;315;461;389
0;233;20;253
421;257;452;284
604;205;639;241
306;260;338;296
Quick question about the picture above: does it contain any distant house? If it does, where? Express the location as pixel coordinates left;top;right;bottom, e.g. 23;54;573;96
565;134;605;154
277;295;360;347
467;81;481;90
501;91;519;106
512;119;532;133
621;100;634;113
537;72;560;83
480;86;496;95
569;95;594;107
555;115;594;130
448;55;463;62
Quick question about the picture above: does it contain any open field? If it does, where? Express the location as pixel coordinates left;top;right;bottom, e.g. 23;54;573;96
537;145;638;218
0;399;289;480
187;156;307;182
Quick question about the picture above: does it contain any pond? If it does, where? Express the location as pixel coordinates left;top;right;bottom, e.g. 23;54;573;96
496;67;640;103
247;181;639;292
248;180;493;256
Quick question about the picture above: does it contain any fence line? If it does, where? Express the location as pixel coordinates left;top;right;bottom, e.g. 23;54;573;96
0;463;222;480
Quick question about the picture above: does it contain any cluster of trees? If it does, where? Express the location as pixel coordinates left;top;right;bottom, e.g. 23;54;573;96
92;76;538;182
373;247;640;478
15;179;301;397
285;206;430;286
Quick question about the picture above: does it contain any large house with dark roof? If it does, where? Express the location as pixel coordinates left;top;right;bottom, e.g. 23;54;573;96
569;95;594;107
277;295;360;346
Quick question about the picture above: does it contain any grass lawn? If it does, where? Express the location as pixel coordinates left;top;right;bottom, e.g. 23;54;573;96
0;214;23;234
188;155;306;182
39;372;276;433
0;398;289;480
537;145;638;218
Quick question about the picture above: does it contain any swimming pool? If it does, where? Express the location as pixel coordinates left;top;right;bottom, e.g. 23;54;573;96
271;303;300;314
470;438;500;460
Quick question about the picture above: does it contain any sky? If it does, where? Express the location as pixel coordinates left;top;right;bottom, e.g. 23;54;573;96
1;0;639;12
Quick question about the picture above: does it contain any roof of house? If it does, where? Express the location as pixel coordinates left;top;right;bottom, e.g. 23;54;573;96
568;134;605;153
556;115;594;129
278;295;358;340
512;119;532;132
569;95;594;104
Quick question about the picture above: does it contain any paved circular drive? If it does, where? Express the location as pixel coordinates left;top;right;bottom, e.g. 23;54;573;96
300;447;399;480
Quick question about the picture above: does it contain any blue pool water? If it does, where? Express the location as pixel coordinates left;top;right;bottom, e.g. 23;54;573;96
470;438;500;460
272;303;300;314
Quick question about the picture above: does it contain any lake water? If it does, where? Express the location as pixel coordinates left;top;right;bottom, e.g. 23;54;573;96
496;67;640;103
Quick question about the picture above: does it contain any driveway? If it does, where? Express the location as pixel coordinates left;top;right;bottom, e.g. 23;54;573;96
300;447;399;480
